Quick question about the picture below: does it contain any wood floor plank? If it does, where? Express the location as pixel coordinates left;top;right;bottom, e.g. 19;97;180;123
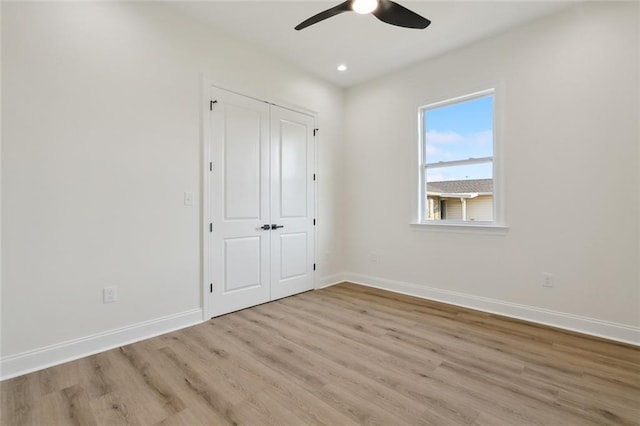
2;282;639;425
275;295;446;366
242;303;480;425
1;373;41;425
219;310;433;424
185;322;359;425
88;391;142;426
59;385;98;426
262;299;443;370
116;345;186;416
100;348;181;424
37;390;72;426
139;346;239;425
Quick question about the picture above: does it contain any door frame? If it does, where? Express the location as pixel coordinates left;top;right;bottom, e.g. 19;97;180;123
201;80;318;320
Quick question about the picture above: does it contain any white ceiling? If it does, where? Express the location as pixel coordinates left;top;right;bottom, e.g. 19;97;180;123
169;1;578;87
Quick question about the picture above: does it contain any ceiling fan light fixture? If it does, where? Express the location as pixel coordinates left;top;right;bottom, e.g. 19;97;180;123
294;0;430;31
352;0;378;15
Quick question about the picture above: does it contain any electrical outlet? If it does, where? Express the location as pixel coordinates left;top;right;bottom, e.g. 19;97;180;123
369;252;378;263
542;273;554;288
103;286;118;303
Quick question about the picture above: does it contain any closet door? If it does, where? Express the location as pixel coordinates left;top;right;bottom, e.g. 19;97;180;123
270;106;316;300
209;88;271;317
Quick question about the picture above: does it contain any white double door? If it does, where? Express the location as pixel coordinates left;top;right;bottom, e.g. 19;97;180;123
208;87;316;317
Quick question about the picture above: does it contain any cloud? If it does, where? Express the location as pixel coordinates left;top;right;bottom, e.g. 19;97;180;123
425;130;462;145
426;171;446;182
425;130;493;162
426;130;492;146
425;144;441;156
467;130;493;146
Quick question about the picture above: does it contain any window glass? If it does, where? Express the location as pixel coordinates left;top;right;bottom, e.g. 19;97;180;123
420;91;495;223
424;96;494;163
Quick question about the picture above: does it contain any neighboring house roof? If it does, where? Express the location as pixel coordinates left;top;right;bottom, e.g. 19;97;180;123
427;178;493;196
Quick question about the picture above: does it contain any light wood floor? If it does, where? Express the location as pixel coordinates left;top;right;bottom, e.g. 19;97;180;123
2;283;639;425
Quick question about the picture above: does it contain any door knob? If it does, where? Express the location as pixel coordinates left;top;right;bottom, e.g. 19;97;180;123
271;224;284;229
260;224;272;230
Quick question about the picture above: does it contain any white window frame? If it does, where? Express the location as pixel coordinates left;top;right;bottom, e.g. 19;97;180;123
414;88;506;231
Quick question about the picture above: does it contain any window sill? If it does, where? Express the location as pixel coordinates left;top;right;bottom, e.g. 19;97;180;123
410;222;509;235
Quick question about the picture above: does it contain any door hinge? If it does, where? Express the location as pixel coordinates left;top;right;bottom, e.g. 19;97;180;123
313;218;316;226
209;162;212;172
313;128;319;136
210;283;213;293
313;263;316;271
210;100;218;111
313;173;316;181
209;223;213;232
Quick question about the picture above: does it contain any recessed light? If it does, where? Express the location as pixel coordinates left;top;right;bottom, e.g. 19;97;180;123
337;64;347;72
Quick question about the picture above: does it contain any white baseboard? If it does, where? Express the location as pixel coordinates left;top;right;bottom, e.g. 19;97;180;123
344;272;640;346
0;309;203;381
316;272;347;289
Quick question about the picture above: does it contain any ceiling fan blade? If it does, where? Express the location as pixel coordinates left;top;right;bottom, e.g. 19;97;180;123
372;0;431;29
295;1;353;31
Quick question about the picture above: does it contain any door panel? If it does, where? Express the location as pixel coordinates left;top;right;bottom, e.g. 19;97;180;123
270;106;315;301
280;120;308;218
224;237;261;292
210;88;271;317
280;233;308;280
224;105;262;220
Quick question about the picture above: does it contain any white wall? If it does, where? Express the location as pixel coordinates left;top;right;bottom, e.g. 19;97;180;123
344;2;639;332
1;2;345;360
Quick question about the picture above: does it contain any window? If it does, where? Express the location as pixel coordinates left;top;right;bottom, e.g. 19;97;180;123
419;89;498;225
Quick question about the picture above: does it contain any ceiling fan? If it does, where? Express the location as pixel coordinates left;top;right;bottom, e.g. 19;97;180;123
295;0;431;31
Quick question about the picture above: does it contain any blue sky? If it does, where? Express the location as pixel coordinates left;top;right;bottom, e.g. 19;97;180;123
424;95;493;182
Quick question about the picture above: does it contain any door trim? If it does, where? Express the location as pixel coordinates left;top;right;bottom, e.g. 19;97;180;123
201;80;318;320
